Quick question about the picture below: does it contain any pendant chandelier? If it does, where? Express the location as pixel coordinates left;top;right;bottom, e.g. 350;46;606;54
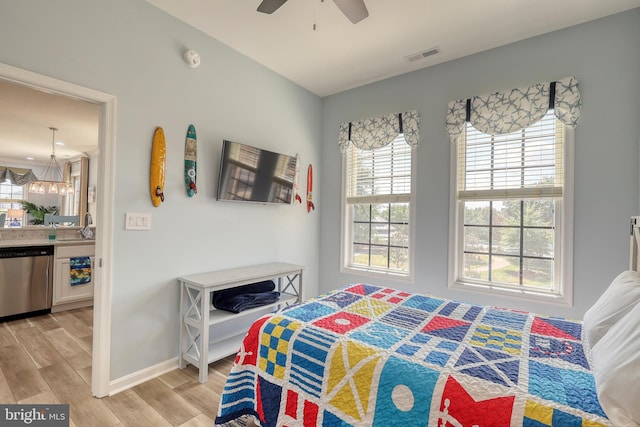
28;127;74;195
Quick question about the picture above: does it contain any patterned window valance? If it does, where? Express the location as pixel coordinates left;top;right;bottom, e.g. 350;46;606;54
0;166;37;186
446;76;581;142
338;110;420;153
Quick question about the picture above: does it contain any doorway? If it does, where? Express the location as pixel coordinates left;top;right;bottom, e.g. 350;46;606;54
0;62;115;397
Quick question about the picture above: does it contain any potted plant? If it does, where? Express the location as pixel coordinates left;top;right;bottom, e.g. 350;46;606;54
21;201;59;225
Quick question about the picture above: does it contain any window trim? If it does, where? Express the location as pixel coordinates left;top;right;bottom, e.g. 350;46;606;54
340;143;417;282
448;125;574;306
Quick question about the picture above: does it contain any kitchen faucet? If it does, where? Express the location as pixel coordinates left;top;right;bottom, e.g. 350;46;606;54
79;212;94;239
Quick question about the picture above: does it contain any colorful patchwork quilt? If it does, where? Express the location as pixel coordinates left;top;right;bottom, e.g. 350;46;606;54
215;284;611;427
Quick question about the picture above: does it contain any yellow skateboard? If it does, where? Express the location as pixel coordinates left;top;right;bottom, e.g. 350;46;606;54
150;127;166;207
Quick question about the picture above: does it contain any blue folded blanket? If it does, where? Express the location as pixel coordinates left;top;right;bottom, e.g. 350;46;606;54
212;280;280;313
214;291;281;313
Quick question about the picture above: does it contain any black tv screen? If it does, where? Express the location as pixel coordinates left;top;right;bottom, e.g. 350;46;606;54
216;139;298;204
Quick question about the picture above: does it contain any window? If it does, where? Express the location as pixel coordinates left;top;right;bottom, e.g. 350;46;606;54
450;110;573;303
0;180;25;227
343;134;414;277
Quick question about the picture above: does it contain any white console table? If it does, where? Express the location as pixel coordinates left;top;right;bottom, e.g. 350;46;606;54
177;262;303;383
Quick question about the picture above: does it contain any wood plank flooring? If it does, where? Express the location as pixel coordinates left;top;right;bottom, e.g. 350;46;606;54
0;307;235;426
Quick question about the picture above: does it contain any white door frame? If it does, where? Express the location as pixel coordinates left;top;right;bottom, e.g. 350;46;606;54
0;63;115;397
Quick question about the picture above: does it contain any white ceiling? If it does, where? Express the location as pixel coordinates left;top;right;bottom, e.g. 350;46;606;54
2;0;637;166
146;0;640;97
0;79;99;167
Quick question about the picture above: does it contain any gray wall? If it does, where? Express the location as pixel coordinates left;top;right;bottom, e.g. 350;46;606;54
319;9;640;319
0;0;322;380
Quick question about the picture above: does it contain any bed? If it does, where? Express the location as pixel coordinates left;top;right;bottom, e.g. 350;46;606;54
214;220;640;427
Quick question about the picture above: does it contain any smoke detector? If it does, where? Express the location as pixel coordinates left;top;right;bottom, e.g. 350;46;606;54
183;50;201;68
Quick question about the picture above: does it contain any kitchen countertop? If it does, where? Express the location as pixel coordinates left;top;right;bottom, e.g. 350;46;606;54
0;226;96;248
0;238;95;248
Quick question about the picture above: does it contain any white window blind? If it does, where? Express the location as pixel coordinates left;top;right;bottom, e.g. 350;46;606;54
346;134;412;204
458;111;564;200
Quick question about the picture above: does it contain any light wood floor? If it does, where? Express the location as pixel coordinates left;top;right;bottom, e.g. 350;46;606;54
0;307;235;426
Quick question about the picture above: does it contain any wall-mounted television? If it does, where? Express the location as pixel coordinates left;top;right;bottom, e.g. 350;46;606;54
216;139;298;205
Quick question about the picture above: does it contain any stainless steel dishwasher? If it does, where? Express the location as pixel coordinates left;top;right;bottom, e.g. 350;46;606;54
0;245;54;318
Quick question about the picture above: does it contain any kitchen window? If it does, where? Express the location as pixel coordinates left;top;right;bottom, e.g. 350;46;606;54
0;180;26;227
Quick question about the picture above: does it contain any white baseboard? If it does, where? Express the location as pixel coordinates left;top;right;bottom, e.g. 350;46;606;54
108;357;179;396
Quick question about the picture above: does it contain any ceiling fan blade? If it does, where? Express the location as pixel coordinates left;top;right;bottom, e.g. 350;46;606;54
257;0;288;14
332;0;368;24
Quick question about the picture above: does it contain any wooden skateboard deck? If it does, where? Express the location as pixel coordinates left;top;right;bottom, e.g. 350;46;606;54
184;124;197;197
150;127;166;207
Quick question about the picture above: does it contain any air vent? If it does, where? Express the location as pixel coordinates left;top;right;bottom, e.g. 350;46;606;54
404;47;440;63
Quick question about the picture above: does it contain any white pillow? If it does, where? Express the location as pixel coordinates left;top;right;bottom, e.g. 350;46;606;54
583;271;640;347
591;302;640;427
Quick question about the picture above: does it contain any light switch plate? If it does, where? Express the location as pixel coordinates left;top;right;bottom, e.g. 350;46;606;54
125;212;151;230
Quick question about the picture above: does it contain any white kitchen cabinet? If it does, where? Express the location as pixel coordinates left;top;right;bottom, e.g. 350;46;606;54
52;242;95;312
